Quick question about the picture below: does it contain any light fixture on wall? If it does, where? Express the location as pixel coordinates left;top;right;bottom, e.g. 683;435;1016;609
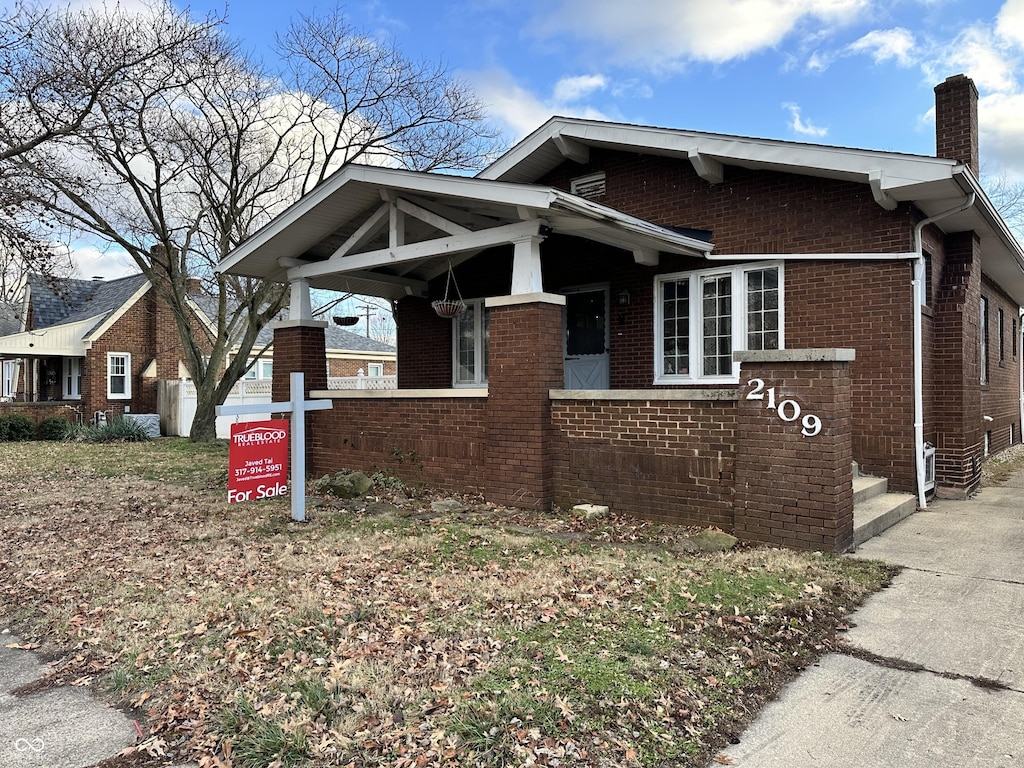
617;289;632;307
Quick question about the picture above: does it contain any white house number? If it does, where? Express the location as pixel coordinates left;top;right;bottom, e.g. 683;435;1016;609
745;378;823;437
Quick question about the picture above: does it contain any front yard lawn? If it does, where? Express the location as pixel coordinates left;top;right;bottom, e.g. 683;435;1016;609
0;439;895;767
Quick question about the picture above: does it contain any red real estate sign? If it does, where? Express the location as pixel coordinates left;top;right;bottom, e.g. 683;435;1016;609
227;420;289;503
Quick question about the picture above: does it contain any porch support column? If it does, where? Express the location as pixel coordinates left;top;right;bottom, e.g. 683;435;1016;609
270;319;327;404
289;278;313;321
484;292;566;509
510;235;546;295
734;349;856;552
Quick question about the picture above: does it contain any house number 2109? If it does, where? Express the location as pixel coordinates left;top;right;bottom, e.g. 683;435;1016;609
745;378;822;437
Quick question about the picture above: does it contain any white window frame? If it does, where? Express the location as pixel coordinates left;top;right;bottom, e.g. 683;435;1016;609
654;261;784;385
107;352;131;399
2;360;16;399
452;299;489;387
367;362;384;377
63;357;82;400
980;296;989;384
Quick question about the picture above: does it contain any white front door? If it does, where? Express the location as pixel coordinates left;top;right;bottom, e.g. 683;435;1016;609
1;360;15;399
63;357;82;399
563;286;610;389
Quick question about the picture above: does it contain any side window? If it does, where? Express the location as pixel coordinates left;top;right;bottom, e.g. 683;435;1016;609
107;352;131;399
453;300;489;386
980;297;989;384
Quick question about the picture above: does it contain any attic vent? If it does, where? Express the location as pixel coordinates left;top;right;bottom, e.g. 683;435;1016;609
570;171;606;199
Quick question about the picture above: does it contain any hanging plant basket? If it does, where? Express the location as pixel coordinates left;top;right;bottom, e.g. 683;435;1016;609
431;298;467;318
432;262;467;318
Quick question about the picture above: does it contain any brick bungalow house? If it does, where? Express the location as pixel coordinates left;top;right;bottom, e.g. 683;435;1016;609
217;74;1024;552
0;273;396;427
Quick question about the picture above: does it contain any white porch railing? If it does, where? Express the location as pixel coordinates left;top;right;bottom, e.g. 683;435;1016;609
328;372;397;390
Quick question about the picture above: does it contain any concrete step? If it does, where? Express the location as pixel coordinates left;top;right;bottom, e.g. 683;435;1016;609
853;474;888;505
853;491;917;548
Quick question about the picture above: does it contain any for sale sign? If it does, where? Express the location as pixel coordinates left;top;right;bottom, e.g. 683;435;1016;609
227;420;289;503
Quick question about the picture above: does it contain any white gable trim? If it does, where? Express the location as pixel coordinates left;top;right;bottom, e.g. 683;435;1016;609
83;278;153;344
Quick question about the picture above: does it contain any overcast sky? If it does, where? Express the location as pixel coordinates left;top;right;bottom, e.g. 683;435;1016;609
69;0;1024;278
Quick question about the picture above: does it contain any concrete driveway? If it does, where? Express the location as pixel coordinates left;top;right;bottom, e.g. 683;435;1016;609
712;469;1024;766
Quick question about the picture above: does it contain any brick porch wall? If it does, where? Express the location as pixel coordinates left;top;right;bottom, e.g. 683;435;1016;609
734;350;855;552
550;392;737;528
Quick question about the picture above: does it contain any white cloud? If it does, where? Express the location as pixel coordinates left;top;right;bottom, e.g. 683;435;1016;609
783;103;828;138
979;92;1024;182
65;244;140;281
996;0;1024;49
922;24;1018;93
533;0;871;68
468;69;615;139
553;74;608;102
847;28;916;66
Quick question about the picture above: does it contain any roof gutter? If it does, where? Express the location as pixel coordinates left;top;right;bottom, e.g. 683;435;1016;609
912;191;976;509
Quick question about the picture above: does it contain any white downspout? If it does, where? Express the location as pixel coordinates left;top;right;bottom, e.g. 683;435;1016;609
1019;308;1023;447
912;193;976;509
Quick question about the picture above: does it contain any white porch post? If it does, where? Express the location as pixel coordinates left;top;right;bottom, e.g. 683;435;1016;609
510;235;546;295
289;278;313;321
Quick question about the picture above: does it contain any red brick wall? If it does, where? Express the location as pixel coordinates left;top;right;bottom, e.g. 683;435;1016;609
395;298;452;389
484;300;565;508
734;354;854;551
932;231;983;495
309;396;488;491
0;402;75;428
784;260;916;489
551;397;737;528
980;277;1021;456
86;291;162;417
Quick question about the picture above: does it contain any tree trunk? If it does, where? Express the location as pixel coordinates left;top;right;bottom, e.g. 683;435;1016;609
189;378;221;442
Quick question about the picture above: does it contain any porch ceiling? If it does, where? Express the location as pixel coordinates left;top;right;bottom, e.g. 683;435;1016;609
217;165;713;301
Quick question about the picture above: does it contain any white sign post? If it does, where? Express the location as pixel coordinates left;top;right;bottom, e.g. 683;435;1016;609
216;371;332;522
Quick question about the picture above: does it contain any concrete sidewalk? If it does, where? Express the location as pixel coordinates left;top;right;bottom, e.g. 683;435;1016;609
0;631;136;768
712;470;1024;767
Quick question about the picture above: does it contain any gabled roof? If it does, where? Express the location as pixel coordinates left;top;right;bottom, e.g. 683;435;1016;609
0;273;149;357
217;164;713;301
0;300;20;336
27;273;149;338
478;116;1024;304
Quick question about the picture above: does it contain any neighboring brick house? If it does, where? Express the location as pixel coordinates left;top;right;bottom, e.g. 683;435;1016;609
218;74;1024;551
0;274;396;427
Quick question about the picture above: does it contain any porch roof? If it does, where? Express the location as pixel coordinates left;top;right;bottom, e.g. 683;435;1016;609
217;165;714;301
0;316;99;357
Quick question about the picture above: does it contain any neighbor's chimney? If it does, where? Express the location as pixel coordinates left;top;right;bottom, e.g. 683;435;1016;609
934;74;979;173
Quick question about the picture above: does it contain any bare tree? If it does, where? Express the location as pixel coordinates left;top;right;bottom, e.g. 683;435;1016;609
2;1;501;441
985;173;1024;245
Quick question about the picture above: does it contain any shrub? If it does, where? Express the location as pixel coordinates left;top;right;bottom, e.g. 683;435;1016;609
63;416;152;443
37;416;72;441
0;413;36;442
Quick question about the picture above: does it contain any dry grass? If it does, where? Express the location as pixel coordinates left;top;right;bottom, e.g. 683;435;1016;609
0;439;895;768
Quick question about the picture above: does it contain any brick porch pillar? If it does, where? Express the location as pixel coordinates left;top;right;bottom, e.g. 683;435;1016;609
484;293;566;509
733;349;855;552
270;319;328;403
933;231;983;497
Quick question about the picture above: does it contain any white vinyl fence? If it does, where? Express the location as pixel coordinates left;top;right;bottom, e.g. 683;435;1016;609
159;371;396;438
159;379;273;439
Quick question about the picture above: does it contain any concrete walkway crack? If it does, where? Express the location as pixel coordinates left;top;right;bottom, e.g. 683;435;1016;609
894;565;1024;587
837;644;1024;694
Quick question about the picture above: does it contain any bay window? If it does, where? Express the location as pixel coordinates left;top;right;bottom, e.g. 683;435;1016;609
655;262;782;383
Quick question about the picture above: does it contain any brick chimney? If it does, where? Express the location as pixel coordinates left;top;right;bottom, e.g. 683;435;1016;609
934;74;979;173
